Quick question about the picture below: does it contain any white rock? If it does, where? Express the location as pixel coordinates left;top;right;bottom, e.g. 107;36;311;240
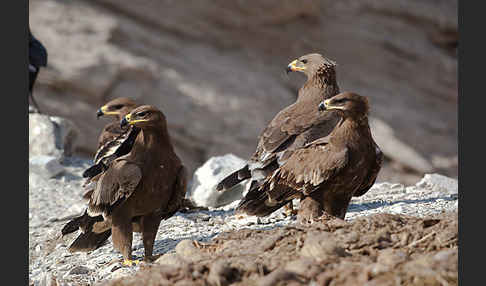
29;113;79;158
108;266;136;280
37;272;57;286
416;173;458;195
57;203;86;221
188;154;251;207
29;155;65;178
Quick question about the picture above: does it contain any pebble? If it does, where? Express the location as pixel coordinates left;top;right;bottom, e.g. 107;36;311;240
67;265;91;275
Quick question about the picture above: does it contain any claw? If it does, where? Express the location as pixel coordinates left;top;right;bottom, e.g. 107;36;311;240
283;202;298;217
122;259;141;267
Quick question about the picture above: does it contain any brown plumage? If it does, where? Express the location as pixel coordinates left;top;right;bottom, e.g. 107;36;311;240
217;53;383;221
63;105;187;265
96;97;138;149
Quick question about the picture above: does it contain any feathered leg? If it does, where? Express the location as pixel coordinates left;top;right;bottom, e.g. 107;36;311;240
321;192;352;220
298;188;352;223
111;209;135;266
297;194;323;224
141;212;162;262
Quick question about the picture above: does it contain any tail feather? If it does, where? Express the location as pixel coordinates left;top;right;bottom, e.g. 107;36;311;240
216;165;251;191
62;211;112;253
68;230;112;253
235;182;290;217
61;214;85;236
61;211;105;235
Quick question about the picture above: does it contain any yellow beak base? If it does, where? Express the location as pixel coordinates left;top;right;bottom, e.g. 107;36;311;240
287;59;306;72
101;106;120;116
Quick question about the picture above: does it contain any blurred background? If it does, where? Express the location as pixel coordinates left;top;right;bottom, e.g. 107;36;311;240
29;0;457;185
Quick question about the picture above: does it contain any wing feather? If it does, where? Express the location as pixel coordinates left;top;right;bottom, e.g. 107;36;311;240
87;160;141;216
263;144;349;204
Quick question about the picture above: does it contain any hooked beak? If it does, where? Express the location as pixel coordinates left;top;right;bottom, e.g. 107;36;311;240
98;105;120;119
96;108;104;118
120;114;130;128
286;59;306;74
321;99;345;111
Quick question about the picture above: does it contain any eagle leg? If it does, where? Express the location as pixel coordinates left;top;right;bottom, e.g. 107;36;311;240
299;189;353;222
140;212;162;262
111;210;134;262
297;195;323;224
321;192;352;220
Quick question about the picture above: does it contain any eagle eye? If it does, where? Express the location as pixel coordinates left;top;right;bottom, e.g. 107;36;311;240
301;59;308;64
112;104;124;109
137;111;147;117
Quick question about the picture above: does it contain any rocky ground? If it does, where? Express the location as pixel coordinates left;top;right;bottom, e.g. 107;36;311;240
29;152;458;286
103;212;458;286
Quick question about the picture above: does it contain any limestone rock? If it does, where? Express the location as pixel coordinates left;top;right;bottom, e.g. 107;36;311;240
175;240;207;262
155;253;188;267
37;272;58;286
300;231;348;261
29;113;79;158
188;154;251;208
67;265;92;275
416;173;458;196
29;155;65;178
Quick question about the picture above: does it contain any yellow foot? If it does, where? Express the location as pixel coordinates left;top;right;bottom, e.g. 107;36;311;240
283;208;298;217
122;259;141;267
283;202;298;217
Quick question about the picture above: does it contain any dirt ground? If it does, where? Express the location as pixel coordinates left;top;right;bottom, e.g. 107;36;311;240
101;211;458;286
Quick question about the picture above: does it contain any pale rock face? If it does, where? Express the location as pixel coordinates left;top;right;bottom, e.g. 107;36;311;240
188;154;251;208
29;113;79;158
29;155;65;179
416;173;458;196
29;0;457;184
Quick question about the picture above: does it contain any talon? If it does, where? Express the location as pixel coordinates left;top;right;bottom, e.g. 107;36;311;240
122;259;141;266
283;202;297;217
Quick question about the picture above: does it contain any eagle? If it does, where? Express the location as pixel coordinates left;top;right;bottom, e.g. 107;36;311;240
95;97;138;149
217;53;383;222
29;28;48;113
79;98;139;186
62;105;187;265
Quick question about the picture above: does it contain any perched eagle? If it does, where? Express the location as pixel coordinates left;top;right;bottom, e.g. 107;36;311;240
96;97;138;149
80;98;139;185
29;28;48;113
62;105;187;265
217;53;383;222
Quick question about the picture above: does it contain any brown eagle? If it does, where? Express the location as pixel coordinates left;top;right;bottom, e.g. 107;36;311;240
62;105;187;265
217;53;382;222
96;97;138;149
